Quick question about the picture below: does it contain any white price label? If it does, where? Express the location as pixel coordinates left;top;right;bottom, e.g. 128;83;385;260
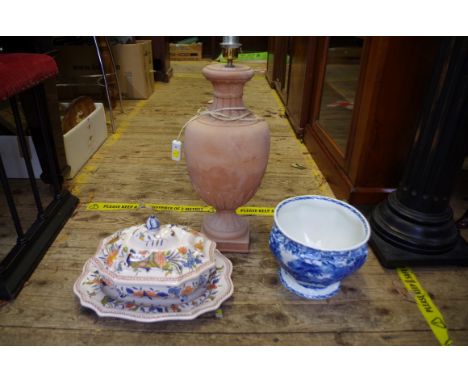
171;139;182;161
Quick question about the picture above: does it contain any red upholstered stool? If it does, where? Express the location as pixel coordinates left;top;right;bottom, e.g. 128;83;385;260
0;53;78;299
0;53;58;100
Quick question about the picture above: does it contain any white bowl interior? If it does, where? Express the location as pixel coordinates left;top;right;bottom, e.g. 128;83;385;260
276;197;368;251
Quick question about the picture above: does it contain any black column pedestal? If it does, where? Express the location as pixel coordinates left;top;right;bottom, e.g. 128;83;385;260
371;191;468;267
370;37;468;268
370;231;467;268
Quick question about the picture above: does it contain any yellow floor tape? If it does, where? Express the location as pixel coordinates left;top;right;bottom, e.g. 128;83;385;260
86;202;140;211
397;267;452;345
86;202;275;216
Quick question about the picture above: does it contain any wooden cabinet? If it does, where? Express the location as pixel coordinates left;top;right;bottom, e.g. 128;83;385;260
266;37;290;102
266;37;316;136
265;37;277;87
267;36;441;204
138;37;173;82
151;37;173;82
282;37;314;136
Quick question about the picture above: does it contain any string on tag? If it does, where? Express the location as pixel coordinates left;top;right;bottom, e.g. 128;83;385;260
171;107;264;161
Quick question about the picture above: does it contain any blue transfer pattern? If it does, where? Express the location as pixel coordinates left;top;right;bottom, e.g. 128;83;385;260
278;269;339;300
270;224;367;288
270;196;369;297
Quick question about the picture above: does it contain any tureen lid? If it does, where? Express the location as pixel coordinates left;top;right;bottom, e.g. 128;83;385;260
92;216;216;284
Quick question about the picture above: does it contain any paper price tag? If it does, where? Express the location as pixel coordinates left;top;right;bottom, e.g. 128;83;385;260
172;140;182;161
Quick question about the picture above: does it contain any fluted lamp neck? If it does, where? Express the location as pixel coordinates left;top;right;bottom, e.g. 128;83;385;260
202;63;254;115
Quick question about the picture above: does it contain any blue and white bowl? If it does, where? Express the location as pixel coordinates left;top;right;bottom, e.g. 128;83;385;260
269;195;370;299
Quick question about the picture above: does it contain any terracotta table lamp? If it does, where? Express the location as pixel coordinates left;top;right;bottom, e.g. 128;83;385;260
184;37;270;253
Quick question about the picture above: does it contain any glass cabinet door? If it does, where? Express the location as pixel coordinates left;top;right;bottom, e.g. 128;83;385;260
318;37;364;153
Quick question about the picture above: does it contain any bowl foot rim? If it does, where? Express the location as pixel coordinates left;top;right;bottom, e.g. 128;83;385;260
279;268;340;300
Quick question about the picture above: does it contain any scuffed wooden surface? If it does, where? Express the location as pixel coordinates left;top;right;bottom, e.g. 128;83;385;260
1;61;467;345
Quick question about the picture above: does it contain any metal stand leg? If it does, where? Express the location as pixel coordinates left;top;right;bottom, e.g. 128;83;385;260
93;36;116;133
31;86;62;197
0;154;24;241
10;96;44;218
104;37;125;114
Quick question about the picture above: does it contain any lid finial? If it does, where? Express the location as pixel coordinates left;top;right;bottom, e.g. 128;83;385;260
146;215;160;231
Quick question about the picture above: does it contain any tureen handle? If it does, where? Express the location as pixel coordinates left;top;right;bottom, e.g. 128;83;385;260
146;215;161;231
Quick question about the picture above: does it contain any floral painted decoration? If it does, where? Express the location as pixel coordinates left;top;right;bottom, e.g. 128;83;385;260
74;252;233;322
74;216;231;322
94;217;214;279
125;246;204;275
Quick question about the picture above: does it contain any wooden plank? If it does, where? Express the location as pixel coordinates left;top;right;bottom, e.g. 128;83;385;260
1;293;466;337
14;271;468;323
4;326;466;345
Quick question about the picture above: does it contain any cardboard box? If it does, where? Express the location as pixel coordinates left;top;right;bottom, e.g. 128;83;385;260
111;40;155;99
170;42;202;61
62;103;107;179
55;45;104;99
55;41;154;100
0;103;107;180
0;136;42;178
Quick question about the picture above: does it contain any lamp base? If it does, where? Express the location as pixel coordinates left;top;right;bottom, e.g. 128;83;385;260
201;212;250;253
202;227;250;253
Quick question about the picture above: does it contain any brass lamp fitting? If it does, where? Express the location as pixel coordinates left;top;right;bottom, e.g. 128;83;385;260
220;36;242;67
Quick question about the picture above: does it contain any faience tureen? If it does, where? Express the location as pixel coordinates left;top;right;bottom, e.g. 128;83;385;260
74;216;234;322
91;216;216;305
